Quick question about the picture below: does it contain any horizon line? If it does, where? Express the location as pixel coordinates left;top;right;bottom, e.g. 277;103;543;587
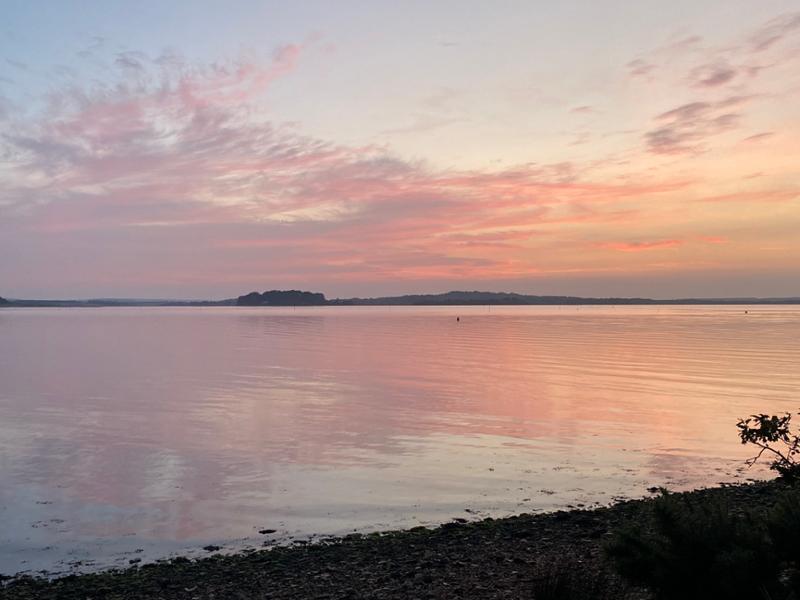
4;289;800;304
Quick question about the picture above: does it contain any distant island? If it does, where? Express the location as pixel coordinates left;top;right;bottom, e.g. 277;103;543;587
0;297;236;308
2;289;799;308
232;289;800;306
326;290;800;306
237;290;327;306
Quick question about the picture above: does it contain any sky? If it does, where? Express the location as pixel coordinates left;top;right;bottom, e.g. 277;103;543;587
1;1;799;300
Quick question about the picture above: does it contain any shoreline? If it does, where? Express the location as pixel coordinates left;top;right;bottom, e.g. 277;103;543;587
3;300;800;308
1;478;789;600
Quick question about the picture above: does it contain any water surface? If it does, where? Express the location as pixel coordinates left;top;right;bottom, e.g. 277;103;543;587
1;305;798;574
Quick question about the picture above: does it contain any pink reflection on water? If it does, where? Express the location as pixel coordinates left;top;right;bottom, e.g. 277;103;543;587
0;306;797;573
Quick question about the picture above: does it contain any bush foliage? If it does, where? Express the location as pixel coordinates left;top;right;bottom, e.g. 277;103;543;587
737;412;800;480
605;491;780;600
604;410;800;599
530;557;635;600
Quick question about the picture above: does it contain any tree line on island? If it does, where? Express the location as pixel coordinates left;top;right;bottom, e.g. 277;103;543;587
236;289;665;306
234;289;800;306
237;290;327;306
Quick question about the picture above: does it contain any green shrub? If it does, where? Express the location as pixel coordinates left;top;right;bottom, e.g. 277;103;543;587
605;491;780;600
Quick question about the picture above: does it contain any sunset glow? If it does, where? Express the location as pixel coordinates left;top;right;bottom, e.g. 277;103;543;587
1;1;798;298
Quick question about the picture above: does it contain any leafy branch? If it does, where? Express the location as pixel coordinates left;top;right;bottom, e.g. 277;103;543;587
737;412;800;479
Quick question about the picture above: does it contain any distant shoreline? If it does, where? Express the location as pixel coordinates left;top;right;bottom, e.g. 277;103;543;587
2;289;800;308
3;300;800;308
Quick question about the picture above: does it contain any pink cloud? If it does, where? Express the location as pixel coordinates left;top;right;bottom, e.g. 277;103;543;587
1;28;798;297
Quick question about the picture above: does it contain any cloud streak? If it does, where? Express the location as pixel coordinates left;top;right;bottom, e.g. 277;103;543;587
750;12;800;52
645;100;743;154
689;61;738;87
595;240;683;252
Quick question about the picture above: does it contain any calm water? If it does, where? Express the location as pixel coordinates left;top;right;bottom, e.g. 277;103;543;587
1;305;798;574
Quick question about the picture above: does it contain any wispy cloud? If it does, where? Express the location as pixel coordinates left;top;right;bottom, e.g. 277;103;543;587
749;12;800;52
742;131;774;143
114;51;147;72
595;240;683;252
645;99;743;154
631;10;800;159
689;61;738;87
0;44;695;289
4;58;28;71
627;58;655;78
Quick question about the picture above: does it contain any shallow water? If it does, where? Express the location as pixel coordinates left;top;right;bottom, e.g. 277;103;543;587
1;305;798;575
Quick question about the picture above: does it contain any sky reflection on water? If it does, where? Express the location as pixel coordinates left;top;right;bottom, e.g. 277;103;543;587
1;306;798;574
